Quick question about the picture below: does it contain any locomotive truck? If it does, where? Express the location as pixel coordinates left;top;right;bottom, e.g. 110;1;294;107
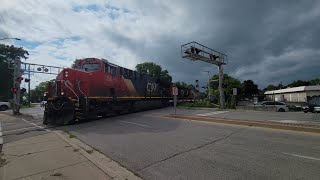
44;58;194;125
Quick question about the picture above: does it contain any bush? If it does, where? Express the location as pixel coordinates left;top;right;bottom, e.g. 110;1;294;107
178;101;219;108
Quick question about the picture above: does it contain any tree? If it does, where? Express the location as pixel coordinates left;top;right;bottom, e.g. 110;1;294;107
175;81;188;88
264;84;278;91
241;80;259;98
286;80;310;88
136;62;172;87
0;44;29;101
30;80;55;102
210;74;241;107
309;78;320;85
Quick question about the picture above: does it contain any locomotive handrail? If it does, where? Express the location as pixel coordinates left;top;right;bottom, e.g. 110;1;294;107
77;81;87;98
77;81;88;109
63;80;80;105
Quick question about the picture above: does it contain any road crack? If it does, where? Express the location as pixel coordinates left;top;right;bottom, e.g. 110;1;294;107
137;127;247;171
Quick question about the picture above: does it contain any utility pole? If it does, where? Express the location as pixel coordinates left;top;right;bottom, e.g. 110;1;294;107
13;57;22;115
218;65;225;109
203;71;210;101
28;64;31;107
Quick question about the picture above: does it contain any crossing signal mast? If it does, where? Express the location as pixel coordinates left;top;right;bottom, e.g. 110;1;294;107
181;41;228;108
11;58;63;114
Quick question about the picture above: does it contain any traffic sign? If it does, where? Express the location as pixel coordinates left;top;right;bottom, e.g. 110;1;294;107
172;87;178;96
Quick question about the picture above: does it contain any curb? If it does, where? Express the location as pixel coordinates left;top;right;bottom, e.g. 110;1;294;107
167;115;320;134
54;130;142;180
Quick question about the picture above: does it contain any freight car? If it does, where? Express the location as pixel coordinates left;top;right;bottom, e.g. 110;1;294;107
44;58;193;125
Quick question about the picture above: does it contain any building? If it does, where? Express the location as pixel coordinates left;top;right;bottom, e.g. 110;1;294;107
264;85;320;104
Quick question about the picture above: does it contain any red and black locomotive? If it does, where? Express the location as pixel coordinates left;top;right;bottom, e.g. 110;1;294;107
44;58;193;125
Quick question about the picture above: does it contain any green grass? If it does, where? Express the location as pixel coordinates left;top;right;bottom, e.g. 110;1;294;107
178;101;219;108
69;133;77;138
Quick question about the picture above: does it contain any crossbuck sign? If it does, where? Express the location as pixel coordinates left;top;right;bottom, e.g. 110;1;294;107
172;86;178;96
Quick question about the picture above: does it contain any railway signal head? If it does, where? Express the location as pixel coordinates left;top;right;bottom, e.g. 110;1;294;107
16;76;24;83
11;87;18;93
21;88;27;93
25;78;31;83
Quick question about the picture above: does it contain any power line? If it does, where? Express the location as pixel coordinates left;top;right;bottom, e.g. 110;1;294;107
0;11;13;43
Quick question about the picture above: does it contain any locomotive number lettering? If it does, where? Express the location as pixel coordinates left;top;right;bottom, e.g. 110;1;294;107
147;82;157;92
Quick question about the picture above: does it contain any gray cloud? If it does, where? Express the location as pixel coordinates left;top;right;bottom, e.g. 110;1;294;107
1;0;320;89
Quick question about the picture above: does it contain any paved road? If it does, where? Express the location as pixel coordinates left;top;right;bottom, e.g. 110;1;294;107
57;108;320;180
168;108;320;125
2;107;320;179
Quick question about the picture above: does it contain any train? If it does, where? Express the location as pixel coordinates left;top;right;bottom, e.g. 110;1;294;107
44;58;194;125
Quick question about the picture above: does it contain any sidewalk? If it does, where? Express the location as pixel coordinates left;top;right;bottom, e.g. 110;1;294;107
0;132;112;180
0;113;141;180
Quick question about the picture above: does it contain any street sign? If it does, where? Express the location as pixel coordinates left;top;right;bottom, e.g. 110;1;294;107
172;87;178;96
233;88;237;96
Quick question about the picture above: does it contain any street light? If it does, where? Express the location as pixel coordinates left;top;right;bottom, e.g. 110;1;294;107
0;38;21;41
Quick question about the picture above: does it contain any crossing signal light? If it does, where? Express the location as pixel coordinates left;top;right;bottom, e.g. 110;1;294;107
16;77;24;83
21;88;27;93
25;78;30;83
11;87;18;93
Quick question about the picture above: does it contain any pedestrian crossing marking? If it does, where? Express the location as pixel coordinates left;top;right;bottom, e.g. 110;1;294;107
196;111;228;116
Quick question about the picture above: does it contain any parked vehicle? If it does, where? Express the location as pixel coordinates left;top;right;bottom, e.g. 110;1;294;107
0;101;11;111
255;101;289;112
304;96;320;113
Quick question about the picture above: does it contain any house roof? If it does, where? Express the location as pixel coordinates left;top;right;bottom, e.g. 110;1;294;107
264;85;320;95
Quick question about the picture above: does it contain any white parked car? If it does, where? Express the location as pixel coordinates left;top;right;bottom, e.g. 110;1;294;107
0;101;11;111
256;101;289;112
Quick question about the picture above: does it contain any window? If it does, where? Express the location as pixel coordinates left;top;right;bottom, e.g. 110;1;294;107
83;63;101;71
275;102;285;105
109;66;117;75
265;102;274;105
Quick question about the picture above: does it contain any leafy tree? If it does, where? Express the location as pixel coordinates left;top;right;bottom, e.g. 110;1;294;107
264;84;278;91
0;44;29;101
241;80;259;98
30;80;55;102
210;74;241;107
175;81;188;88
286;80;310;88
309;78;320;85
136;62;172;87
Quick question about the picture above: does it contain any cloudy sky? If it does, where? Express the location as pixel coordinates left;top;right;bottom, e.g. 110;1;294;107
1;0;320;89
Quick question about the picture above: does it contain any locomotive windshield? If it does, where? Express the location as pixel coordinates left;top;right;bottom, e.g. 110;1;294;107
82;63;101;71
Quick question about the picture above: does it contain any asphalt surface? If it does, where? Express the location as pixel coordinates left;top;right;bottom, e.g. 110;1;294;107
172;108;320;125
59;108;320;180
1;107;320;179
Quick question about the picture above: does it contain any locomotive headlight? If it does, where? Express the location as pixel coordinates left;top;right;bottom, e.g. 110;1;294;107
61;91;65;95
65;71;69;77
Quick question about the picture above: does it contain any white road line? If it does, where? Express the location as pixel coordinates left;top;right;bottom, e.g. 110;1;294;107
21;118;50;132
0;122;3;144
197;111;228;116
120;120;152;128
2;126;40;134
282;152;320;161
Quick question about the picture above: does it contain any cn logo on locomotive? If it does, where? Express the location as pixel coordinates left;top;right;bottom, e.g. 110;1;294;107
147;82;157;92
